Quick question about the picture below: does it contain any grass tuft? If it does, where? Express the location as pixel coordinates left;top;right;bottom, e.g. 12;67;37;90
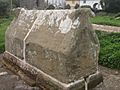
91;16;120;27
0;17;13;53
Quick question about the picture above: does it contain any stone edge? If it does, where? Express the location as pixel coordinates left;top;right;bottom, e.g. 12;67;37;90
1;51;103;90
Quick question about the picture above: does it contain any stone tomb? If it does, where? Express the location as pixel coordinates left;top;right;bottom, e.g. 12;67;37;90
3;8;103;90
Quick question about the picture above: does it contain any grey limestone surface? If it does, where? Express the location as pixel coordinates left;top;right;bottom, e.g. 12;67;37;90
5;8;99;84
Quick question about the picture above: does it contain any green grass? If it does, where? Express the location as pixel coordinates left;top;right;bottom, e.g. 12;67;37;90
0;17;13;53
96;31;120;69
91;16;120;27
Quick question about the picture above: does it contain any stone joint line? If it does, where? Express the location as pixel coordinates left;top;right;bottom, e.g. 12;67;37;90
23;15;39;62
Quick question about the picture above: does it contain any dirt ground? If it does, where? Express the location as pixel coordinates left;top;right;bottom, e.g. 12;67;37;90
0;54;40;90
93;66;120;90
0;54;120;90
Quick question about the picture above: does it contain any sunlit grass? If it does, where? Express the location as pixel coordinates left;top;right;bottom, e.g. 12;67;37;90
91;16;120;27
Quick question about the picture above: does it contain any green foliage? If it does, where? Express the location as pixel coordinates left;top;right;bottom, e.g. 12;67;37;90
0;17;13;53
0;0;19;17
100;0;120;13
96;31;120;69
12;0;20;8
0;0;10;17
91;16;120;27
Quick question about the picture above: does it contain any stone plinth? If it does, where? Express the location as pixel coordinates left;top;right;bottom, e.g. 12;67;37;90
3;8;102;90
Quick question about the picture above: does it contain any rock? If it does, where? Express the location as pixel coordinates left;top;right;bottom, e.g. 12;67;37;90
87;72;103;89
114;71;119;75
4;8;101;89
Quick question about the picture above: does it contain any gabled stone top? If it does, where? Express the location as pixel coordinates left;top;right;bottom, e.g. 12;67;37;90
5;8;98;83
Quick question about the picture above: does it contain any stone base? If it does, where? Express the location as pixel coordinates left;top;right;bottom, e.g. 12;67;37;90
1;52;103;90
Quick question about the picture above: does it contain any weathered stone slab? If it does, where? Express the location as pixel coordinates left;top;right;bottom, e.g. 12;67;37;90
25;9;99;83
5;8;38;59
4;8;101;89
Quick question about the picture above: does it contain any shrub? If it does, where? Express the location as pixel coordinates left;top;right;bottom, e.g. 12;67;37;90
96;11;107;16
0;0;10;17
100;0;120;13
